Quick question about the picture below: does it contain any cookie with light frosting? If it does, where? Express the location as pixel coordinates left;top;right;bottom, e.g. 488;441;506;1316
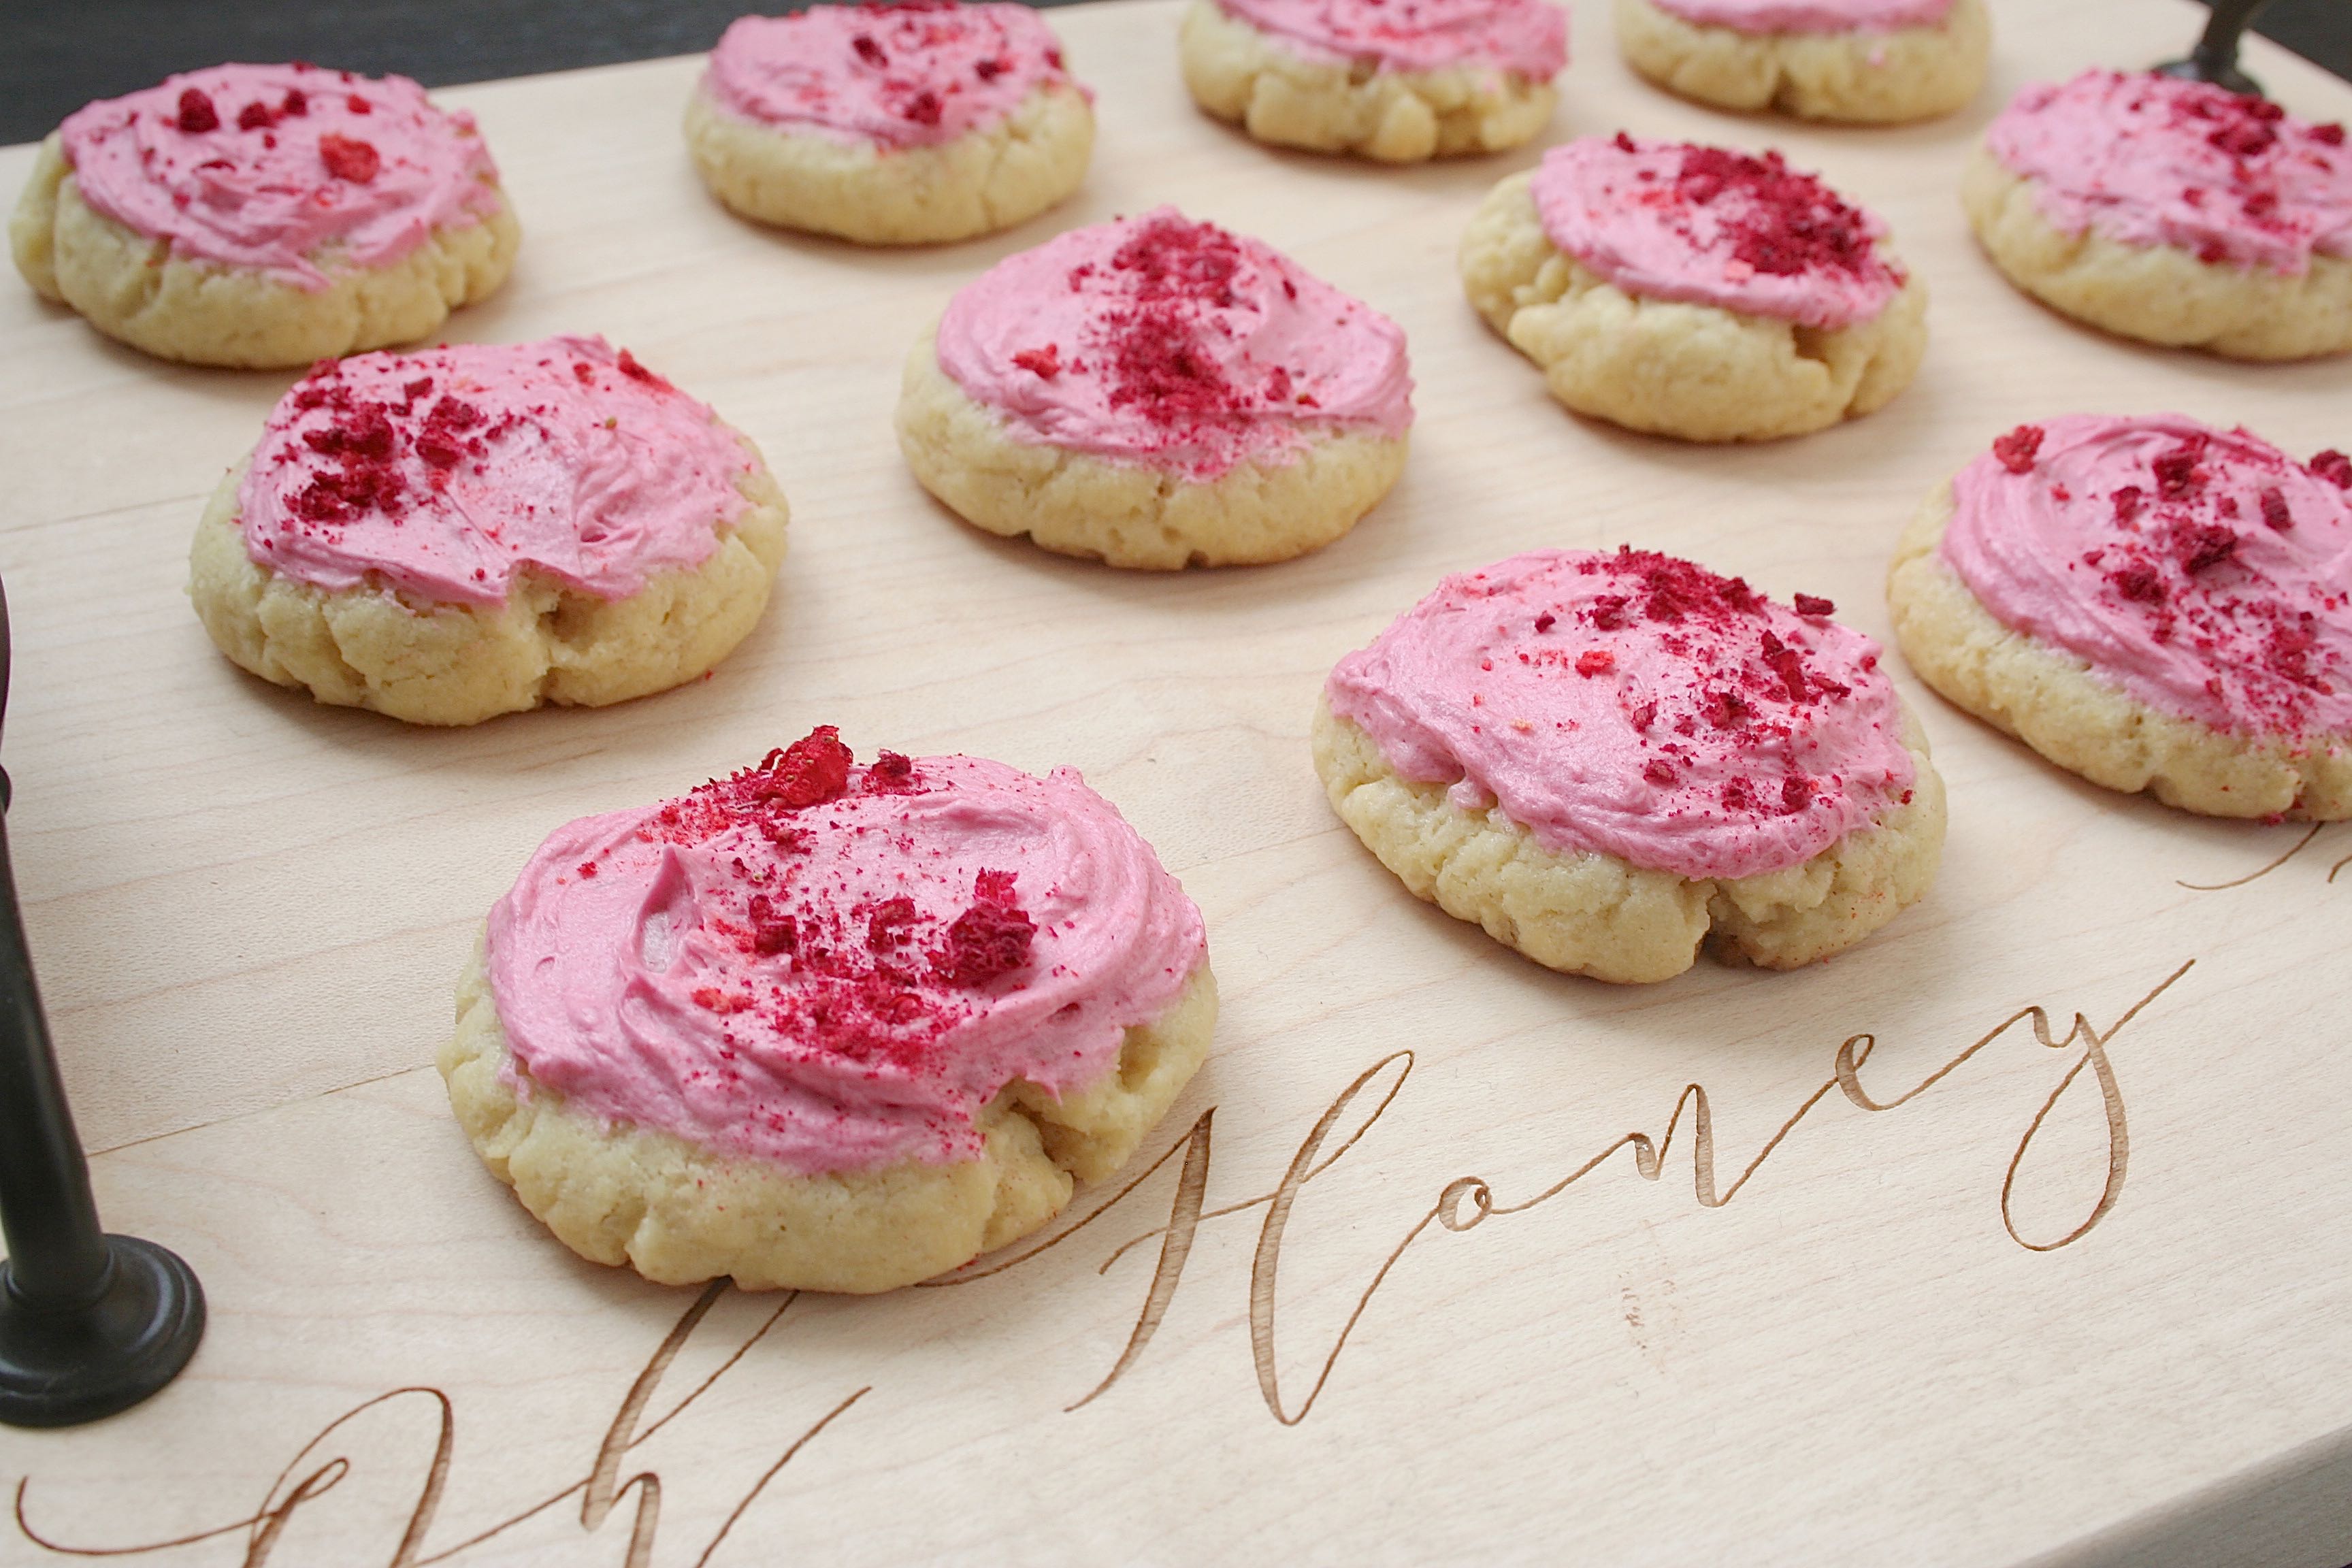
439;729;1216;1293
897;207;1414;569
1317;549;1944;983
1614;0;1988;124
1963;72;2352;360
189;335;788;726
1179;0;1566;163
9;63;518;368
1461;133;1926;442
685;2;1094;246
1889;415;2352;818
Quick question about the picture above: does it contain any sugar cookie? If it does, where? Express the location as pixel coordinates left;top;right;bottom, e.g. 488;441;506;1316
1963;71;2352;360
190;335;787;726
10;63;517;368
897;207;1413;568
685;2;1094;245
1888;414;2352;817
1318;548;1943;983
1178;0;1567;163
440;730;1215;1293
1460;133;1926;442
1614;0;1989;123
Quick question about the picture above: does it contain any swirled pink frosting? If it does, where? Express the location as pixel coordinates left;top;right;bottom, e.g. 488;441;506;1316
1942;414;2352;740
57;63;504;291
1531;134;1906;329
701;1;1083;150
935;207;1414;478
1984;71;2352;276
1213;0;1567;77
1646;0;1950;34
1327;549;1916;881
485;731;1209;1175
237;336;754;608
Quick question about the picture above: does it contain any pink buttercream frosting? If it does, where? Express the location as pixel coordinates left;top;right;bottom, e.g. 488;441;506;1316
935;207;1414;478
1326;549;1917;882
58;63;504;291
1942;414;2352;740
1646;0;1950;35
485;731;1209;1175
236;335;754;608
1531;134;1906;329
1212;0;1567;78
1984;71;2352;276
701;1;1083;149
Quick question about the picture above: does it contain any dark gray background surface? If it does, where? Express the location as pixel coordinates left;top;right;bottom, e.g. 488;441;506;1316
0;0;2345;146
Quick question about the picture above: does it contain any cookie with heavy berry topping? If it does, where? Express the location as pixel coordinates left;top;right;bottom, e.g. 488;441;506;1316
1963;72;2352;360
1179;0;1567;163
1460;133;1926;442
439;729;1216;1293
1889;414;2352;817
10;63;517;368
1317;549;1944;983
685;1;1094;246
189;335;788;726
896;207;1413;569
1614;0;1989;124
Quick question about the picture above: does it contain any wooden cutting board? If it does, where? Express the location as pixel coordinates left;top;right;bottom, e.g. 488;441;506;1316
1;2;2347;1562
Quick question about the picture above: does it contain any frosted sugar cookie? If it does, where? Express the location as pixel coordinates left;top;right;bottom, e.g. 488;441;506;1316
1179;0;1567;163
1889;415;2352;818
10;63;517;368
1318;549;1944;983
897;208;1414;569
685;1;1094;245
1963;71;2352;360
190;335;788;726
1614;0;1989;124
1460;133;1926;442
440;729;1216;1292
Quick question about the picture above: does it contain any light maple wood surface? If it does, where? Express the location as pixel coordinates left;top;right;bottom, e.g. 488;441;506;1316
1;2;2348;1563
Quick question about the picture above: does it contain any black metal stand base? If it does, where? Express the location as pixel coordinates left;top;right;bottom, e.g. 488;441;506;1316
0;1236;205;1428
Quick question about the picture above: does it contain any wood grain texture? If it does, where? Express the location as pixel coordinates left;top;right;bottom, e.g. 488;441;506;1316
0;3;2347;1563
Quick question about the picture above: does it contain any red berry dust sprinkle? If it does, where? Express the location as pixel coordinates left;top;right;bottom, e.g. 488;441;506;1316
1671;145;1894;284
634;732;1053;1073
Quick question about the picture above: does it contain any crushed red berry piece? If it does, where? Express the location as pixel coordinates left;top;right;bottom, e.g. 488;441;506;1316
1992;424;2044;474
318;133;380;182
975;56;1007;80
1721;778;1754;811
1673;146;1882;280
2153;443;2204;498
281;88;308;116
2208;119;2276;158
2260;487;2293;531
1613;130;1637;153
2310;450;2352;488
1642;759;1678;787
237;100;276;131
1533;612;1556;633
577;861;598;878
902;89;943;126
2174;523;2239;574
1759;631;1810;704
939;890;1034;987
747;894;798;956
1575;649;1615;676
2112;485;2145;522
1704;689;1750;730
2108;561;2166;603
176;88;219;133
852;33;887;66
615;348;664;387
1780;776;1814;814
346;93;372;114
1793;593;1835;617
1012;344;1062;379
763;726;854;808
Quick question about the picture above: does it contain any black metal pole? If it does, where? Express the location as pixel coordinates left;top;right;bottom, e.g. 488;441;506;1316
0;578;204;1426
2158;0;2279;95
